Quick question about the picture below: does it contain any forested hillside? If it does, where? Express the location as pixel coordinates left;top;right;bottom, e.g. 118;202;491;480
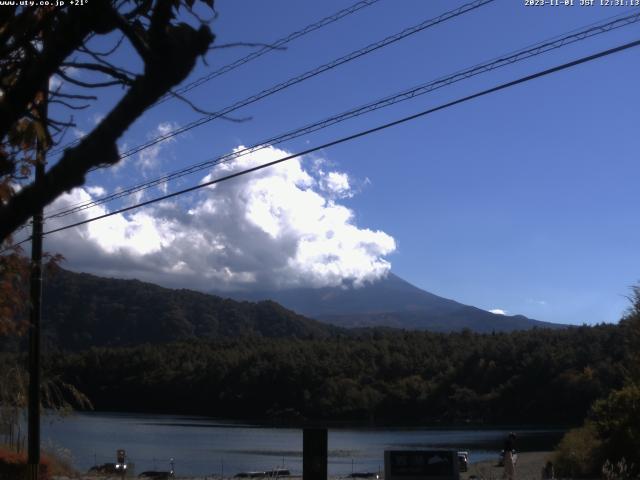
39;270;559;352
49;324;626;425
29;269;633;427
41;270;339;350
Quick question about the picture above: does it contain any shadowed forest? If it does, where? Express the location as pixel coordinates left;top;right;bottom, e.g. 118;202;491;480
34;323;627;425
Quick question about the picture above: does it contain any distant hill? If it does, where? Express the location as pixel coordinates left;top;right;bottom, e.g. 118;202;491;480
41;269;339;350
38;269;562;351
218;273;563;333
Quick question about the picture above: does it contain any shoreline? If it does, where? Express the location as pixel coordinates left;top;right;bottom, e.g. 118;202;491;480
462;451;553;480
62;410;573;430
53;452;554;480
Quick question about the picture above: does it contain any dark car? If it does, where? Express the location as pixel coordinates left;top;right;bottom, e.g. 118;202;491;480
266;469;290;477
458;451;469;472
348;473;379;479
139;472;174;479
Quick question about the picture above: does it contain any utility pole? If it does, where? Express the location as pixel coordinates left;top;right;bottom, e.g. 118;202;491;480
303;428;327;480
27;83;47;480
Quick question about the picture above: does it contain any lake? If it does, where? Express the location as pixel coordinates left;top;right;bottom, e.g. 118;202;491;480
41;412;564;477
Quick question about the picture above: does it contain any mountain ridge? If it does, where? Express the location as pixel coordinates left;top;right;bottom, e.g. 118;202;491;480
41;269;339;351
216;272;564;332
38;269;563;352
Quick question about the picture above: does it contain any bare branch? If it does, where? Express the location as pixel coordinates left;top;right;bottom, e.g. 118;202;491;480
45;122;63;133
56;69;124;89
61;62;134;85
77;45;136;78
49;99;90;110
79;34;126;57
112;13;151;61
48;117;76;128
49;123;74;147
168;89;251;122
49;91;98;101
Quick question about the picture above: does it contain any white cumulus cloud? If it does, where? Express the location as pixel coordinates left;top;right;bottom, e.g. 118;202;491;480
137;122;179;173
44;145;396;292
85;185;106;197
489;308;507;315
321;171;353;198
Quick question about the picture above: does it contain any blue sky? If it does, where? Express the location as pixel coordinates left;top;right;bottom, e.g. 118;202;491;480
42;0;640;325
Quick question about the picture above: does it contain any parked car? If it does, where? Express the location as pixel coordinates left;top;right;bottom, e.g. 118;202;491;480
348;472;379;479
88;463;117;474
139;472;174;479
458;451;469;472
265;469;290;477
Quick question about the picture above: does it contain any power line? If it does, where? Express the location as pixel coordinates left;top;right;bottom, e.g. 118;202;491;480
119;0;494;160
43;0;500;219
43;8;640;220
28;37;640;244
48;0;383;156
51;0;495;165
44;9;640;220
161;0;383;102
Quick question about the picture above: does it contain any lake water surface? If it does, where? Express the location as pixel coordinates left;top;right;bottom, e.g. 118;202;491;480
42;412;564;477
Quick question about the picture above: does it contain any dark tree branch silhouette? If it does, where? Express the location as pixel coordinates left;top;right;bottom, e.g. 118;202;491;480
0;0;216;244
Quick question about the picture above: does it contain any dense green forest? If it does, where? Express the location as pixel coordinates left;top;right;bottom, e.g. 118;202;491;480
26;269;560;353
39;269;339;350
46;324;628;425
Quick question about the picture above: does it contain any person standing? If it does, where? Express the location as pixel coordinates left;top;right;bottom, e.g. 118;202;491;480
503;432;516;480
541;460;554;479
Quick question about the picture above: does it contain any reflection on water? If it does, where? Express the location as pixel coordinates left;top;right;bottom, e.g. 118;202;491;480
42;412;563;477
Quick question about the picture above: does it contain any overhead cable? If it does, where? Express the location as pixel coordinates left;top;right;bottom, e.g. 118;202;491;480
45;9;640;220
26;37;640;245
48;0;384;156
52;0;495;163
